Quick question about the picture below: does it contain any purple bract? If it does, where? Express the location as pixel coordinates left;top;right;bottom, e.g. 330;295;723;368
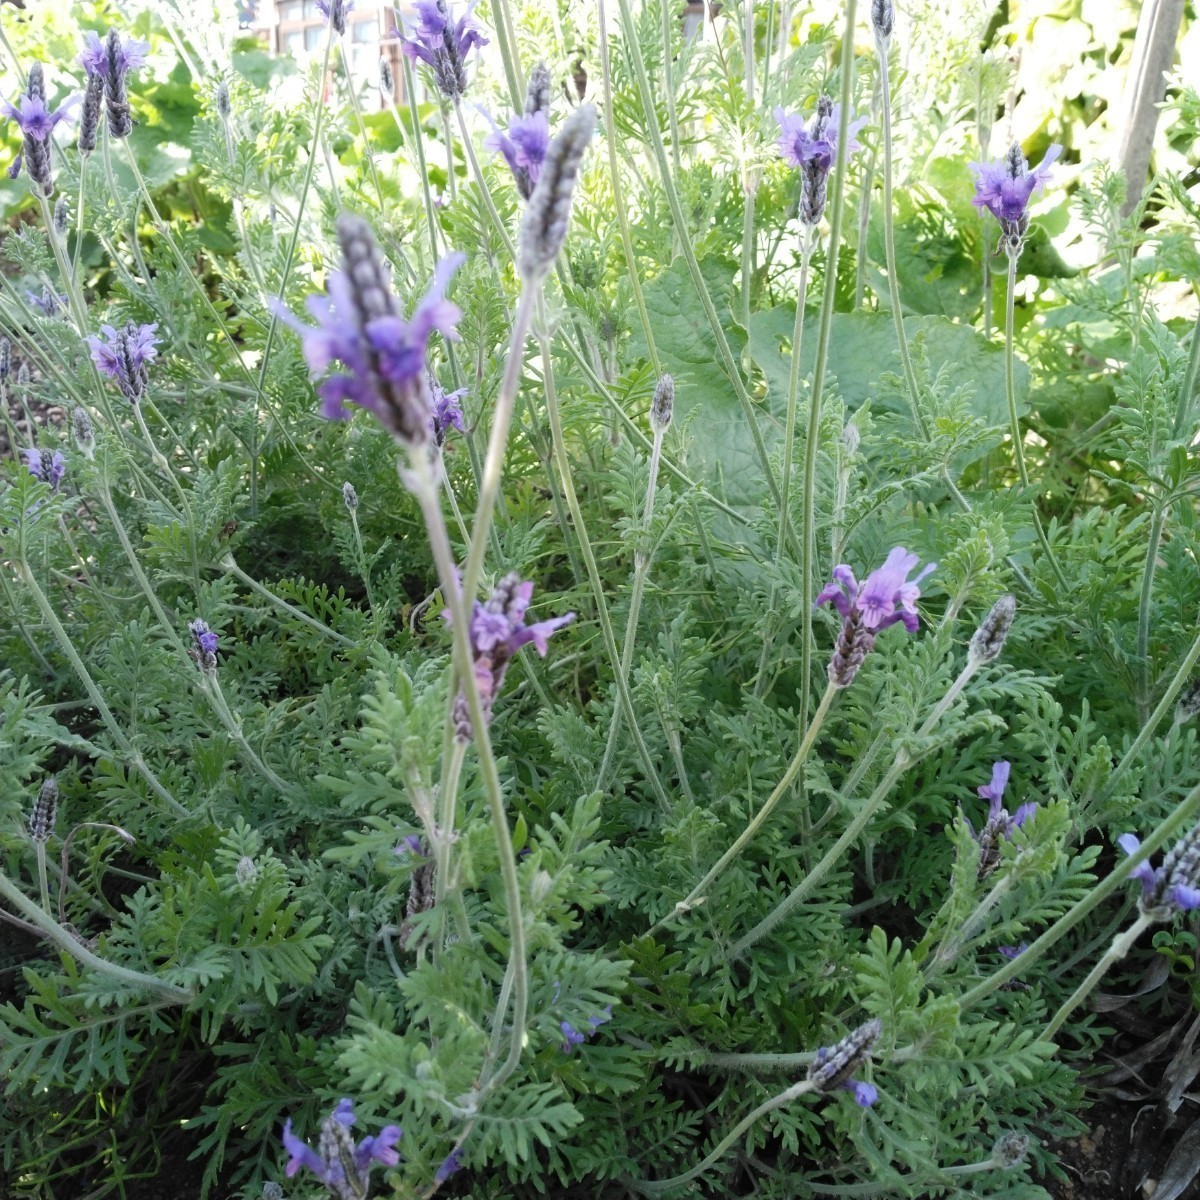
282;1097;402;1194
815;547;934;634
78;30;149;78
24;449;66;492
87;322;160;402
398;0;488;100
970;143;1061;248
483;108;550;199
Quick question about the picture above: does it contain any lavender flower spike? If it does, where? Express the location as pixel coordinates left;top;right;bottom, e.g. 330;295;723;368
188;620;219;673
774;98;866;227
282;1097;402;1196
483;107;550;200
24;448;66;492
815;547;934;687
3;63;79;195
87;322;160;402
275;215;464;446
807;1018;882;1107
429;374;466;446
398;0;489;100
444;573;574;740
1118;821;1200;919
435;1147;465;1183
315;0;354;35
970;142;1062;251
965;761;1037;878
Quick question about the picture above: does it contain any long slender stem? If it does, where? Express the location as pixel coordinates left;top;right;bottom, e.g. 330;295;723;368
1136;504;1166;724
630;1079;817;1195
876;40;928;439
597;422;665;786
1003;250;1029;487
0;869;193;1003
405;450;527;1093
611;0;790;537
220;555;355;647
660;682;838;928
1042;913;1154;1041
537;310;671;808
15;562;188;818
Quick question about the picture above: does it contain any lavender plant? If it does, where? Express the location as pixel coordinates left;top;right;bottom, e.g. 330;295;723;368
1;2;1200;1199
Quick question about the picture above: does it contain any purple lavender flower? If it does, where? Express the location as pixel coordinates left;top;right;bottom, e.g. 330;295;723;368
275;215;464;445
560;1007;612;1053
774;98;866;226
398;0;489;100
998;944;1027;960
807;1018;881;1107
394;833;426;857
188;619;219;672
1119;823;1200;918
77;31;148;141
435;1146;464;1183
970;142;1062;251
3;64;78;194
445;573;574;740
78;30;149;78
24;449;66;492
27;288;66;316
964;762;1037;877
430;376;466;446
87;322;160;402
315;0;354;34
483;109;550;200
815;547;935;687
282;1097;402;1195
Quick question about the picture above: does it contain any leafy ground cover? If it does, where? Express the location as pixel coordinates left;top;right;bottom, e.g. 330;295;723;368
2;0;1200;1197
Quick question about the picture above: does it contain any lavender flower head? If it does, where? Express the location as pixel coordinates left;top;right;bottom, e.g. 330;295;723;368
87;322;160;402
807;1018;881;1107
188;619;219;673
3;64;79;194
446;573;574;740
435;1147;464;1183
276;215;463;446
315;0;354;34
399;0;489;100
965;761;1037;877
483;109;550;200
774;98;866;226
429;375;466;446
28;287;66;316
79;30;149;140
282;1097;402;1198
561;1006;612;1053
815;547;935;687
1118;821;1200;919
970;142;1062;252
24;448;66;493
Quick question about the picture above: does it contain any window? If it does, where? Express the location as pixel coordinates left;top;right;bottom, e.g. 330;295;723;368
305;23;324;49
283;27;304;52
351;17;376;42
278;0;304;22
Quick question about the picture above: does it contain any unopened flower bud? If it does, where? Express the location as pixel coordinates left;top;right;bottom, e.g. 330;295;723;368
0;337;10;380
517;104;595;282
72;406;95;458
342;481;359;510
236;855;256;884
524;61;551;116
53;196;69;234
378;56;394;99
992;1132;1029;1168
843;421;861;456
650;373;674;431
262;1185;284;1200
18;362;30;389
30;777;58;843
807;1017;882;1104
215;82;232;120
968;594;1016;666
870;0;894;42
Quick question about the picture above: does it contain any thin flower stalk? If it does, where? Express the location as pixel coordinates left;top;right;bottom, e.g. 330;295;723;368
1003;252;1028;487
13;560;188;819
453;99;518;262
598;6;662;372
221;555;355;648
961;776;1200;1016
795;1;860;729
659;681;839;930
1136;502;1166;724
597;378;672;784
336;40;386;214
612;0;791;547
537;311;671;809
402;448;529;1097
729;646;987;959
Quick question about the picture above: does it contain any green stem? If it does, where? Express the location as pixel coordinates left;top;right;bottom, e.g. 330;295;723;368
537;310;671;808
1003;250;1028;487
338;39;387;214
15;562;188;819
1172;299;1200;437
1136;504;1166;724
1042;913;1155;1041
404;449;527;1094
630;1078;817;1195
661;682;838;927
876;39;929;438
220;555;355;647
349;507;381;623
0;868;193;1003
454;100;518;263
611;0;790;538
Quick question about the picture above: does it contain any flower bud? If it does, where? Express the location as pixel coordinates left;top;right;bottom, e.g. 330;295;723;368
524;61;551;116
236;855;257;884
870;0;894;42
0;337;10;380
968;594;1017;666
30;777;58;843
72;406;96;458
650;373;674;431
215;82;232;120
992;1132;1029;1168
517;105;595;282
378;56;394;99
342;481;359;510
53;196;69;234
